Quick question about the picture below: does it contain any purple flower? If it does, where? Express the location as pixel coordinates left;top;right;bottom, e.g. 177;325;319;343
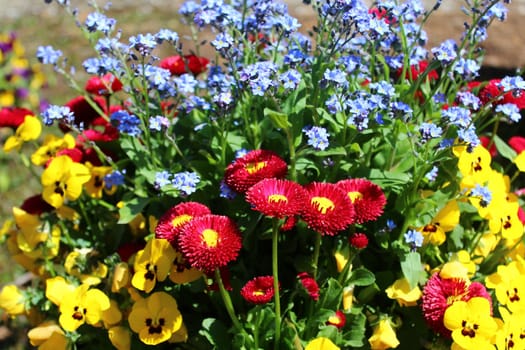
211;33;234;51
441;106;471;128
279;69;302;90
172;171;200;195
110;110;142;136
495;103;521;123
303;126;330;151
469;184;492;207
36;45;63;65
154;170;172;189
104;170;126;189
419;122;442;142
128;33;157;55
41;105;74;126
404;229;423;248
431;39;457;64
85;12;116;34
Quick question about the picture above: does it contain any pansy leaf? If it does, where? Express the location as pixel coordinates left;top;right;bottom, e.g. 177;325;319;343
400;252;424;289
348;267;376;286
493;134;517;162
117;196;150;224
199;318;231;348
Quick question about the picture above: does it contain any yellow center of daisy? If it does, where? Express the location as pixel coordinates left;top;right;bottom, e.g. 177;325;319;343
245;161;267;174
268;194;288;204
172;214;192;228
202;229;219;248
253;289;265;296
311;197;335;214
328;315;341;324
347;191;362;203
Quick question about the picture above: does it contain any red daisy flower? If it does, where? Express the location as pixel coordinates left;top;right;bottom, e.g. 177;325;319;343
245;178;306;218
509;136;525;154
326;310;346;329
85;73;123;96
301;182;354;236
396;60;438;81
475;78;525;109
336;178;386;224
297;272;320;301
280;216;298;232
178;214;242;272
155;202;211;246
240;276;277;304
0;107;34;129
349;233;369;249
159;55;210;76
224;150;288;194
421;272;492;338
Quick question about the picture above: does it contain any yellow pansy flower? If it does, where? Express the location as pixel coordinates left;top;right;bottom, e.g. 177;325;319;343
3;115;41;152
454;144;492;188
418;200;459;246
58;284;111;332
111;262;131;293
45;276;76;306
495;307;525;350
342;285;354;311
132;238;176;293
64;249;108;285
108;326;131;350
169;322;188;343
85;163;113;198
41;155;91;208
27;321;68;350
31;133;75;166
128;291;183;345
443;297;498;350
485;260;525;312
368;318;400;349
101;299;122;328
488;201;524;240
169;250;203;284
305;337;340;350
12;206;61;259
514;151;525;172
0;284;26;316
450;250;476;278
385;277;422;307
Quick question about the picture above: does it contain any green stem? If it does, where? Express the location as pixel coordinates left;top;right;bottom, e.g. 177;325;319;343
311;232;322;279
214;269;246;335
271;218;282;350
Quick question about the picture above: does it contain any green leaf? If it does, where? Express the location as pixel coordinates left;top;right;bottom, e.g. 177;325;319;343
264;108;291;129
318;278;343;310
117;197;150;224
493;134;517;162
199;318;231;348
400;252;424;289
348;267;376;286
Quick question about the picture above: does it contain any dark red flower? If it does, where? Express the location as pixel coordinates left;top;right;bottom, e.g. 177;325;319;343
336;178;386;224
509;136;525;154
245;178;306;218
474;79;525;109
155;202;212;246
224;150;288;194
297;272;320;301
0;107;34;129
159;55;210;76
85;73;123;96
421;272;492;338
61;95;106;132
326;310;346;329
349;233;369;249
240;276;277;304
396;60;438;81
55;147;84;163
178;214;242;271
117;241;146;263
301;182;354;236
20;194;54;215
368;7;396;24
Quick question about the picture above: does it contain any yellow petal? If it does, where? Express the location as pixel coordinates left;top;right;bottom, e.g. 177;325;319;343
515;151;525;172
305;337;340;350
0;285;25;315
108;326;131;350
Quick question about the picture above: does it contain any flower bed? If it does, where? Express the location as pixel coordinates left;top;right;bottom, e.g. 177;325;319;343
1;0;525;349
